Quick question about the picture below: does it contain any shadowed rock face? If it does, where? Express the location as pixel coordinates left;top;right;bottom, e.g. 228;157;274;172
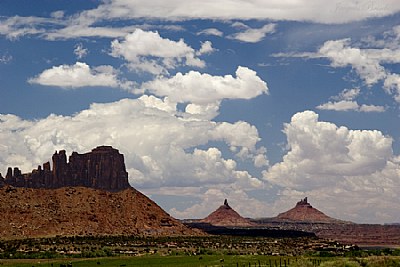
2;146;130;191
0;173;4;187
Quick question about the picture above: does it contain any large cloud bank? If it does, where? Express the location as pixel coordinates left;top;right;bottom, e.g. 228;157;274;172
81;0;400;24
263;111;400;223
2;61;269;188
1;1;399;41
0;95;265;189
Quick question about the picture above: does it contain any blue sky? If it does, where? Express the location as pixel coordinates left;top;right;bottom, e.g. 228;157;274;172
1;0;400;223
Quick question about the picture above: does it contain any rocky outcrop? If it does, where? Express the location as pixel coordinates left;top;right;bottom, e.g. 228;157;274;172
201;199;254;227
2;146;130;191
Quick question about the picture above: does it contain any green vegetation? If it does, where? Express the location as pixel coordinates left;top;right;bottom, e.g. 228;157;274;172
0;255;339;267
0;236;399;266
1;255;400;267
0;235;336;259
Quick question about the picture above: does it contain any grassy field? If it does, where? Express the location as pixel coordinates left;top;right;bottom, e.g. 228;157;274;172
1;255;400;267
0;255;323;267
1;235;399;267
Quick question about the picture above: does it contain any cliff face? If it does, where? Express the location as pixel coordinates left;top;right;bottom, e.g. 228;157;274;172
2;146;130;191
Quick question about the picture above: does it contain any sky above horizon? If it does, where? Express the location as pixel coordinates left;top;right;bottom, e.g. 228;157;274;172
1;0;400;224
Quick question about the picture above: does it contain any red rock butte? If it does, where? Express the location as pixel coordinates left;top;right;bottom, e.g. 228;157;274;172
201;199;255;227
275;197;340;223
0;146;130;191
0;146;202;239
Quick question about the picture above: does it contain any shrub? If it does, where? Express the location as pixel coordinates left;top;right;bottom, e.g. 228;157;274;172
320;259;361;267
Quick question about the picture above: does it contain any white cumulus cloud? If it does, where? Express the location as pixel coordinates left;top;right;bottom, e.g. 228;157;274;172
110;29;212;75
142;66;268;104
28;62;133;89
359;104;386;112
384;73;400;102
318;39;389;85
197;28;223;37
316;88;385;112
333;88;360;101
197;41;215;55
73;43;88;59
316;33;400;102
0;53;12;64
277;26;400;104
264;111;393;189
0;16;59;40
317;100;360;111
229;23;276;43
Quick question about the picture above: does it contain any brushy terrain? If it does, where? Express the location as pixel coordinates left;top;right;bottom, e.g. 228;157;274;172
1;235;399;267
1;255;400;267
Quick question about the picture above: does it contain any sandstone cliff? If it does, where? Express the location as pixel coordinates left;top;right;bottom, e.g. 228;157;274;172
2;146;130;191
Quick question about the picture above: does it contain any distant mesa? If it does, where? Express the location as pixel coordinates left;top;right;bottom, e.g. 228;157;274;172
0;146;130;191
201;199;255;227
251;198;400;247
274;197;341;223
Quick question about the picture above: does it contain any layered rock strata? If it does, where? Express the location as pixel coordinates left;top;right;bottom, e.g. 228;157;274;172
1;146;130;191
